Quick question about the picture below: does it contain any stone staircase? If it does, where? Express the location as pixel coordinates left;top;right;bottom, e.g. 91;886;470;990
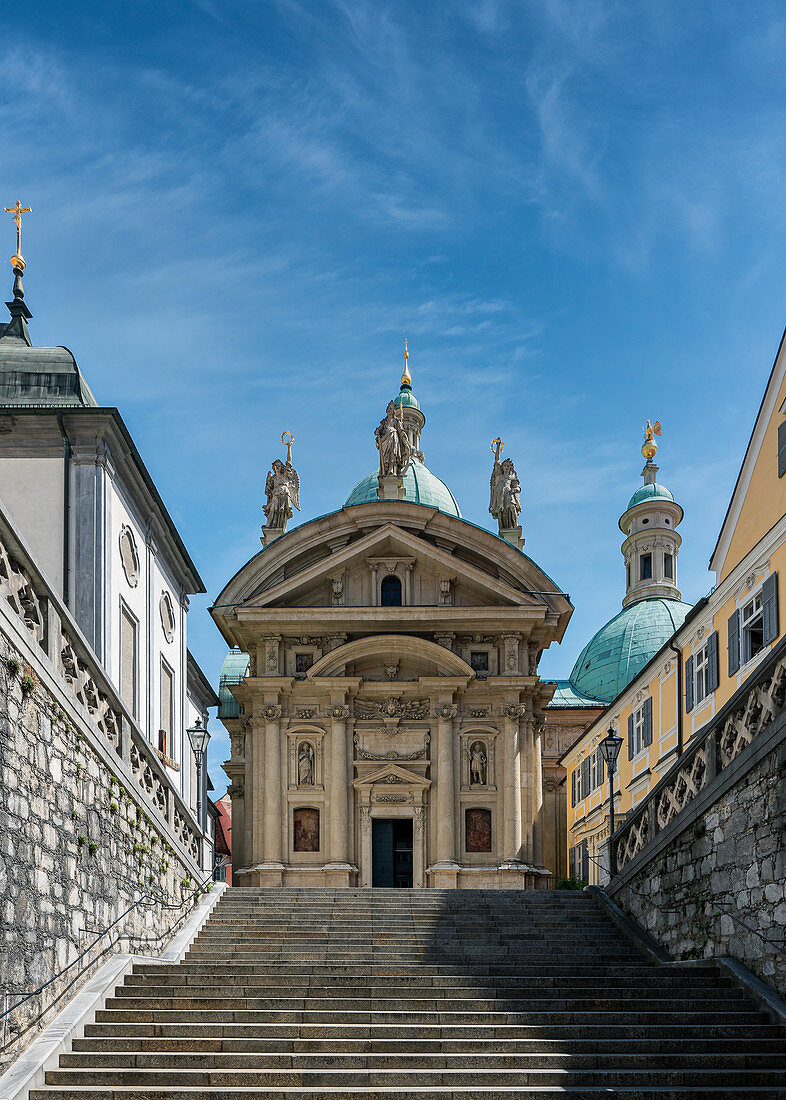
30;888;786;1097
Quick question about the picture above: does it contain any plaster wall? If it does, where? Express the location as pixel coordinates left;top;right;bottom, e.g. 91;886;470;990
0;459;64;593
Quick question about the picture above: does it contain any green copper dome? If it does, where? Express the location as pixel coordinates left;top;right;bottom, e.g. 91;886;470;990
569;597;692;705
345;457;461;516
394;384;420;411
627;482;674;510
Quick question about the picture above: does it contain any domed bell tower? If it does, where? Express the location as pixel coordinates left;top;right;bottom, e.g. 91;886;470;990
619;421;684;609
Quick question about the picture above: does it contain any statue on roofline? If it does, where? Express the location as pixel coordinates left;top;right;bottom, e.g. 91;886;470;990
376;400;411;478
489;438;521;531
264;432;300;531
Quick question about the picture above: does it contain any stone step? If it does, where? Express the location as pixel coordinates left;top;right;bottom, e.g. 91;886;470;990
30;1088;786;1098
71;1035;786;1054
39;1067;786;1087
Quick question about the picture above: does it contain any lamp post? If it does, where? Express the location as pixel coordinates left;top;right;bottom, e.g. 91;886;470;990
599;725;623;877
187;717;210;837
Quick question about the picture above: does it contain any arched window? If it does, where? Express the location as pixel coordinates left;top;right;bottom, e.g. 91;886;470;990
381;575;402;606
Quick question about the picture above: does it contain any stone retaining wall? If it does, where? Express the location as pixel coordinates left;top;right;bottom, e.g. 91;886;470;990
609;707;786;994
0;513;206;1064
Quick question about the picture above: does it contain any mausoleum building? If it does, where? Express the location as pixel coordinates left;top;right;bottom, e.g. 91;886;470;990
213;357;576;888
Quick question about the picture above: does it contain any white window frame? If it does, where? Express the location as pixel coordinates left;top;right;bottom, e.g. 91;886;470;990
694;642;709;705
631;704;646;756
741;592;764;665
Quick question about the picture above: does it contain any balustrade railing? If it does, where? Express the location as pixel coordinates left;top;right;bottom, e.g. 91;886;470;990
612;635;786;873
0;502;202;865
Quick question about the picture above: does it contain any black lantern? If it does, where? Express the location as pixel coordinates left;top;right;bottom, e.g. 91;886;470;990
187;718;210;836
599;725;623;876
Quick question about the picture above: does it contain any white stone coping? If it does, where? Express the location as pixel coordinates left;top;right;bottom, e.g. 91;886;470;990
0;883;226;1100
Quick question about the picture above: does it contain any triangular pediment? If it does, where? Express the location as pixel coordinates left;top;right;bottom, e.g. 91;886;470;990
353;762;432;791
239;522;541;609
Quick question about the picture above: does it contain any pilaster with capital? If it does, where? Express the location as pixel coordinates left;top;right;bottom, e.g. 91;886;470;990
325;703;351;868
501;702;526;864
261;704;284;869
434;702;459;866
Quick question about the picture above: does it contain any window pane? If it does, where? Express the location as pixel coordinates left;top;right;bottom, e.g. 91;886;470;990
470;651;489;672
380;575;402;606
160;661;174;755
640;554;652;580
664;553;674;579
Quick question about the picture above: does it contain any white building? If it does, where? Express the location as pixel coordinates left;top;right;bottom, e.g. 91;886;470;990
0;255;217;851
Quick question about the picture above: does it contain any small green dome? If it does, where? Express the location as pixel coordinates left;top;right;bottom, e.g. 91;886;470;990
627;482;674;510
345;457;461;516
218;649;250;719
394;385;420;411
570;598;692;705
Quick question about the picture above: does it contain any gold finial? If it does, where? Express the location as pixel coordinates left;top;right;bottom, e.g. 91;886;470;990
641;419;662;461
4;200;32;270
281;431;294;465
401;338;412;387
491;438;503;463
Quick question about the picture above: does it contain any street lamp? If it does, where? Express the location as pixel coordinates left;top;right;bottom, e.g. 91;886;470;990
599;725;623;877
187;717;210;835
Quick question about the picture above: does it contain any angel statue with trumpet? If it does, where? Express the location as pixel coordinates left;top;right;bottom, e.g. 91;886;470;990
264;432;300;531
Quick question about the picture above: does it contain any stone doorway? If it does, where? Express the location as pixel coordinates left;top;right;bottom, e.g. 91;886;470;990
372;818;414;887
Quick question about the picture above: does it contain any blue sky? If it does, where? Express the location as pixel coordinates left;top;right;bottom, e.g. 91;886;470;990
6;1;786;791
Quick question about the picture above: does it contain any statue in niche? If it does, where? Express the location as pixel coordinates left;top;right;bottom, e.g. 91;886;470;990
489;438;521;530
375;401;411;477
264;432;300;531
297;742;315;786
469;741;487;786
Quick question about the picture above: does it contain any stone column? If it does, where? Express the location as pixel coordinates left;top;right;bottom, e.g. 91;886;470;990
359;804;372;887
259;704;284;885
431;703;459;887
325;704;353;884
532;714;545;867
413;805;426;888
501;703;526;866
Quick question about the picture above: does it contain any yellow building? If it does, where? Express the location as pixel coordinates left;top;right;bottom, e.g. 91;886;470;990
562;339;786;882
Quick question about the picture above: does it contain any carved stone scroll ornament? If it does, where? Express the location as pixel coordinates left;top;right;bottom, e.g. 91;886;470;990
376;794;408;803
296;708;318;719
360;806;371;833
354;697;429;720
502;703;526;720
325;704;350;720
434;704;458;721
413;806;425;835
260;704;282;721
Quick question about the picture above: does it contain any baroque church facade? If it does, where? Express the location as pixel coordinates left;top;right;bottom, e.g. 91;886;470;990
214;355;579;889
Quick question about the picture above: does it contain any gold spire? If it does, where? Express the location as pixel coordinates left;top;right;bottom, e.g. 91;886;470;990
641;419;662;461
401;338;412;387
4;200;32;270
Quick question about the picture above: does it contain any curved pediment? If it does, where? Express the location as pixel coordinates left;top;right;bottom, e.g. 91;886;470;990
308;634;474;679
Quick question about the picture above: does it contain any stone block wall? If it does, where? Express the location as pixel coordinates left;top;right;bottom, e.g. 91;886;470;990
0;512;207;1063
610;728;786;994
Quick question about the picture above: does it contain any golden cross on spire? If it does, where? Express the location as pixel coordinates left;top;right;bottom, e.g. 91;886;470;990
4;200;32;268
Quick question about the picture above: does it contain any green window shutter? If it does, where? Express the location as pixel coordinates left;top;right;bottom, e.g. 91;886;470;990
778;421;786;478
643;696;653;747
581;839;589;882
763;573;779;645
707;631;720;693
597;748;605;784
685;655;695;712
571;770;576;807
582;757;590;797
627;713;634;759
728;610;740;675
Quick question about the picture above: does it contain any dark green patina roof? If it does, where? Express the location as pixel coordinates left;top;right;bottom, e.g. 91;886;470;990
545;679;605;708
218;649;250;719
0;273;97;407
569;597;692;704
345;457;461;516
